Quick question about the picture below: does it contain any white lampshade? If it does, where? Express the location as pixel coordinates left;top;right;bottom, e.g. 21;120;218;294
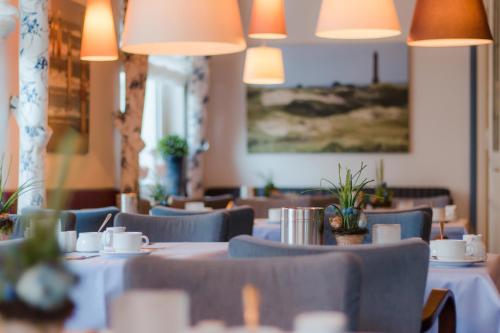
316;0;401;39
243;46;285;85
80;0;118;61
121;0;246;56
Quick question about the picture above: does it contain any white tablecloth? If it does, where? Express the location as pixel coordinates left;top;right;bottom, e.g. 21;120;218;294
66;243;228;330
66;243;500;333
252;219;469;242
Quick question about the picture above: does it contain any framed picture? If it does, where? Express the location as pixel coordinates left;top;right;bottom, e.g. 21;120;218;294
247;43;409;153
47;0;89;154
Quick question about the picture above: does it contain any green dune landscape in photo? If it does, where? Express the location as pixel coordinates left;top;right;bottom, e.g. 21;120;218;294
247;83;409;153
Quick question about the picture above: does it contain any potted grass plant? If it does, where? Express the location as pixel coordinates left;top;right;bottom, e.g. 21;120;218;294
319;162;373;245
370;159;393;208
0;160;38;240
158;135;188;196
0;215;77;333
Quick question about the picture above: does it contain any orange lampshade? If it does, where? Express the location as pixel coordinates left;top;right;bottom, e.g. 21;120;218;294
316;0;401;39
80;0;118;61
243;46;285;85
121;0;246;56
249;0;287;39
408;0;493;47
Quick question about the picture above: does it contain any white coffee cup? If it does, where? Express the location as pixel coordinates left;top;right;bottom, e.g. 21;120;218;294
294;311;346;333
111;290;189;333
268;208;281;222
445;205;457;221
185;202;205;211
102;227;126;250
58;230;77;253
113;232;150;252
76;232;102;252
372;224;401;244
432;207;446;222
430;239;466;260
463;234;486;260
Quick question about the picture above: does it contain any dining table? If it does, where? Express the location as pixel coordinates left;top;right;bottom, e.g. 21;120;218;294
252;218;469;242
65;242;500;333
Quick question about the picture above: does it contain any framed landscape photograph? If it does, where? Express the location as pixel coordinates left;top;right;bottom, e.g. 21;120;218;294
247;43;409;153
48;0;90;154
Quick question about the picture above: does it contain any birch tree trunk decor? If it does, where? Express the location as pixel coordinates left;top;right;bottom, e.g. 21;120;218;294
186;56;210;198
116;0;148;194
14;0;51;210
115;53;148;193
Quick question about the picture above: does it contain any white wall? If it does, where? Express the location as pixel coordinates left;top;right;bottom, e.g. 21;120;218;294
204;0;472;218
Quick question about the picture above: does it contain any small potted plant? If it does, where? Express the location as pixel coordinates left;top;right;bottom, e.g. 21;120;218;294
0;160;38;240
158;135;188;196
258;172;279;197
149;183;167;206
0;214;77;333
321;163;373;245
370;159;393;208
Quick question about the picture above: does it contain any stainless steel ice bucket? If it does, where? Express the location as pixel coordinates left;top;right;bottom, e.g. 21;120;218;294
281;207;324;245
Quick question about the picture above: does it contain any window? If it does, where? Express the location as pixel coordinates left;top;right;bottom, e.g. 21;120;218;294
138;56;191;197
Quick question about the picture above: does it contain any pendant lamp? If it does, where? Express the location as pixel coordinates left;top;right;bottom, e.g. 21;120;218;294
121;0;246;56
408;0;493;47
249;0;287;39
80;0;118;61
316;0;401;39
243;46;285;85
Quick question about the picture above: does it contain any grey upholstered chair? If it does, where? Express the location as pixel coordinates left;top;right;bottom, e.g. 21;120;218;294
150;205;254;241
324;206;433;245
235;196;312;218
229;236;455;333
69;206;120;234
124;253;362;331
114;212;228;242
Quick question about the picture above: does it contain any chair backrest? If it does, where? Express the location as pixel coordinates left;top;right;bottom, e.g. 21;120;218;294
124;252;362;331
150;206;254;241
229;235;429;333
324;206;433;245
20;207;77;232
114;212;228;242
310;195;338;208
235;196;312;218
69;206;120;234
169;194;234;210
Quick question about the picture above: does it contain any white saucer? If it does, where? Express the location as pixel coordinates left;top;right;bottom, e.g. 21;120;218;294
99;249;151;259
430;256;486;267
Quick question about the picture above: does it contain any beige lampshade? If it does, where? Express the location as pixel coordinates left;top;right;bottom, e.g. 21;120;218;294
249;0;287;39
243;46;285;85
121;0;246;56
316;0;401;39
80;0;118;61
408;0;493;47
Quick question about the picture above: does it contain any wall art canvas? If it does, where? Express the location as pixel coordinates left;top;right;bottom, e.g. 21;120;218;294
247;43;409;153
48;0;89;154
